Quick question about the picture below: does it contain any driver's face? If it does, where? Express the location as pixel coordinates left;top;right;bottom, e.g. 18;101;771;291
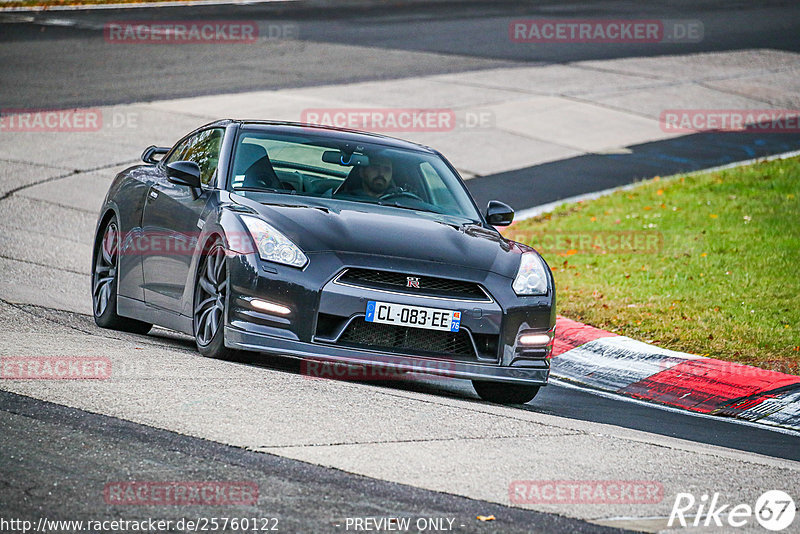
361;158;393;195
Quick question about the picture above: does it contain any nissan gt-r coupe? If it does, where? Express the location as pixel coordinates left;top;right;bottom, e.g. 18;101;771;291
91;120;556;404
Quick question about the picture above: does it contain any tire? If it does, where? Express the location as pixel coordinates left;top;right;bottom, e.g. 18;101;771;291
92;217;152;335
472;380;540;404
193;239;243;360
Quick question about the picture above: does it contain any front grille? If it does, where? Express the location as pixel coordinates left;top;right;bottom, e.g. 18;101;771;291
337;268;489;301
337;321;476;359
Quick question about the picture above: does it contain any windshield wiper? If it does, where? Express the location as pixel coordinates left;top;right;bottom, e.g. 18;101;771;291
232;187;296;195
377;202;441;215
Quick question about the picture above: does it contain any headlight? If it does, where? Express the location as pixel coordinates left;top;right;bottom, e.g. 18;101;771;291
240;215;307;268
512;252;549;295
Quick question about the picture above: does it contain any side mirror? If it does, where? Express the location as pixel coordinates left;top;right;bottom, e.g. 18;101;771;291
166;161;202;188
141;145;170;164
486;200;514;226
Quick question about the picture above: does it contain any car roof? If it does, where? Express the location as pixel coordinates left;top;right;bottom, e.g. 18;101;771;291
221;119;438;154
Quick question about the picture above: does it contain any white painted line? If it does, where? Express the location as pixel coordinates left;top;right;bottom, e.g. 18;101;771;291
550;377;800;437
515;148;800;221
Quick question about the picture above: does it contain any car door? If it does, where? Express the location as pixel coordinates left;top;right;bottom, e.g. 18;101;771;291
141;128;224;314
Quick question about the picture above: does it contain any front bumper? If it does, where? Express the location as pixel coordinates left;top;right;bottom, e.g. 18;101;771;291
225;325;549;384
224;250;555;385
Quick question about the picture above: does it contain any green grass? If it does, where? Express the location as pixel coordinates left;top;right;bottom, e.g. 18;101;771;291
504;156;800;372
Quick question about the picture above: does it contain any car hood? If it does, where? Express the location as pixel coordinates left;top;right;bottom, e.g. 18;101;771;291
230;196;525;278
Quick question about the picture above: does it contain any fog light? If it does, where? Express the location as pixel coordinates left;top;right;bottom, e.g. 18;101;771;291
518;333;552;346
250;299;291;315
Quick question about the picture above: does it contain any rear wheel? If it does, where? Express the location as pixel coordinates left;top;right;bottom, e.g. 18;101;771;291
92;218;152;334
472;380;540;404
193;240;242;360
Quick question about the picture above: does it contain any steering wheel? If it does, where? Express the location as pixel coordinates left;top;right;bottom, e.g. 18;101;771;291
379;189;424;202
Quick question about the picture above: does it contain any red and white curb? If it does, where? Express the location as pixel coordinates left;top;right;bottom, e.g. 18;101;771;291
551;316;800;432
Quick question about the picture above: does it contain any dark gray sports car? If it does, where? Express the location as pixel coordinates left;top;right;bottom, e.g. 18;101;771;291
92;120;555;404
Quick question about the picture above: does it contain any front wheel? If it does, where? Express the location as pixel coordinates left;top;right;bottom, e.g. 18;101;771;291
472;380;540;404
193;240;243;360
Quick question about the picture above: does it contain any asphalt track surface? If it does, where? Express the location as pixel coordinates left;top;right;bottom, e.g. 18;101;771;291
2;0;800;108
1;1;800;532
0;389;623;534
2;0;800;202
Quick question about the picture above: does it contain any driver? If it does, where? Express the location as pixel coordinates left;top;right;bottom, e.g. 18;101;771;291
355;155;395;198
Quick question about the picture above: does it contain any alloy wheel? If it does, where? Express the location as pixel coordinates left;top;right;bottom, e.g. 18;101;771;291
194;243;228;346
93;222;119;317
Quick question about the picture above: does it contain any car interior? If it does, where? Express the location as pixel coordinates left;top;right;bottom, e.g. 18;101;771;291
228;135;469;218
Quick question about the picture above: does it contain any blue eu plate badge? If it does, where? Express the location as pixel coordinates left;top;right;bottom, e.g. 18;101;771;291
450;311;461;332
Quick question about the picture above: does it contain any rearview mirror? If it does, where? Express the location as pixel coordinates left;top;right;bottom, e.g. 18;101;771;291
322;150;370;167
486;200;514;226
166;161;202;188
141;145;170;164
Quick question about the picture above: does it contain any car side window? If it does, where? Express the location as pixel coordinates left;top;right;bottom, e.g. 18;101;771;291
164;137;192;166
164;128;225;186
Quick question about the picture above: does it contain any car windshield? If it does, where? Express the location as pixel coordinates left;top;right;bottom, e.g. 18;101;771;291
228;128;481;222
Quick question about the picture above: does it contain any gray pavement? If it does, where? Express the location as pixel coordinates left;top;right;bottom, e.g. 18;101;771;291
2;0;800;108
2;388;623;534
1;2;799;533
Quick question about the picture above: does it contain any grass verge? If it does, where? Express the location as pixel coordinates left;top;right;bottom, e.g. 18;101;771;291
504;156;800;372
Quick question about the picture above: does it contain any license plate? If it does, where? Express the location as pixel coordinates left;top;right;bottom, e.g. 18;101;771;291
365;301;461;332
